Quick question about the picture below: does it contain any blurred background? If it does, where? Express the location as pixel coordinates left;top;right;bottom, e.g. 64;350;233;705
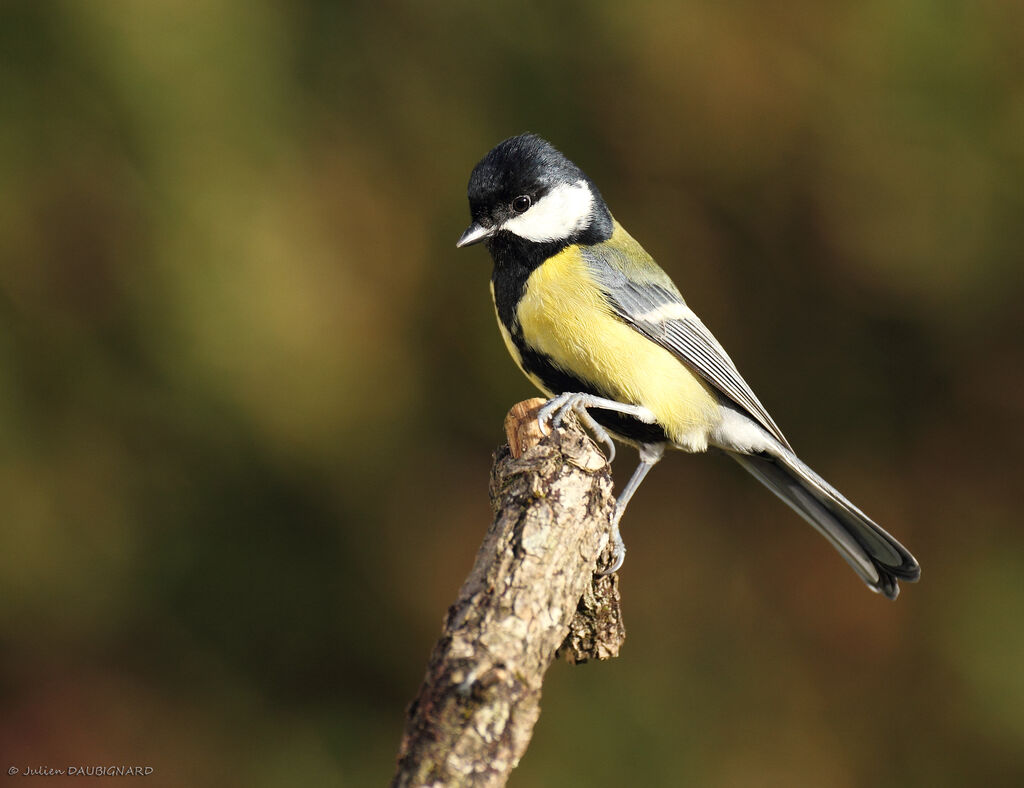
1;1;1022;785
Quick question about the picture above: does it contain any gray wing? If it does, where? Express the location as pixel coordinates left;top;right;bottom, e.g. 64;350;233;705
582;245;792;450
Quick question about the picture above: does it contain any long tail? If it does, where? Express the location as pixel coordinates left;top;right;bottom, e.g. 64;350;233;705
729;448;920;599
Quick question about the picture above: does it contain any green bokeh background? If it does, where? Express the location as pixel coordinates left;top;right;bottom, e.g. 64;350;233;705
2;2;1023;785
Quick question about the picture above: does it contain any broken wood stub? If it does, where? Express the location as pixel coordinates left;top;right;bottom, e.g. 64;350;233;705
392;399;626;787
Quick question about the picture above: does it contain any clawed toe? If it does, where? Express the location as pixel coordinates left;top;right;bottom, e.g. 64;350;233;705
596;527;626;575
536;393;616;461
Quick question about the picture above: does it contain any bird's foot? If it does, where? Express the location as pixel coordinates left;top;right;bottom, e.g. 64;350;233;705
537;392;617;462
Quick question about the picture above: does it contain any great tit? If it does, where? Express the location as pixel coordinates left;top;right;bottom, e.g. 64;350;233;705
457;133;920;599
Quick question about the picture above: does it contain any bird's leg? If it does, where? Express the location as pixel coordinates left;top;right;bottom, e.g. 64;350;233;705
536;393;662;573
599;442;665;575
537;392;655;464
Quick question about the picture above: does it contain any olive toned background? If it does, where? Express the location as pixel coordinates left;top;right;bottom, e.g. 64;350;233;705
2;2;1022;786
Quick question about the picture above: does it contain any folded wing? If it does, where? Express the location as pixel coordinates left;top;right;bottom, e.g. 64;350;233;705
582;243;790;449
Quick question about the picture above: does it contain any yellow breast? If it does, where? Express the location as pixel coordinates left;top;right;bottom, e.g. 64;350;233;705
515;243;721;450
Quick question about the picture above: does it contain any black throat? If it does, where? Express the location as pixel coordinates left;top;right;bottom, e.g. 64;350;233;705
487;232;564;335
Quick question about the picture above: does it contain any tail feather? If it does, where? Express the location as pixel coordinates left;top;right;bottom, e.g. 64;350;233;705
729;449;920;599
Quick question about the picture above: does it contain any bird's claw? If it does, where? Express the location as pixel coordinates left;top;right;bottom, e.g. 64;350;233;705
596;526;626;576
537;393;616;463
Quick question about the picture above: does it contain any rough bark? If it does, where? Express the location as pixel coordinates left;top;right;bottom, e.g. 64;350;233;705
392;399;626;787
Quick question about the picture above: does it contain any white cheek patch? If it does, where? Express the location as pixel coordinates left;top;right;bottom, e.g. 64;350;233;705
502;180;595;242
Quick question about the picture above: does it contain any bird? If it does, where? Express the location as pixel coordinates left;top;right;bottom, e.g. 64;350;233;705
456;133;920;599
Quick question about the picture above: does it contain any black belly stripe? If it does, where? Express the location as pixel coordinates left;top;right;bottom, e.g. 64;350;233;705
515;341;669;446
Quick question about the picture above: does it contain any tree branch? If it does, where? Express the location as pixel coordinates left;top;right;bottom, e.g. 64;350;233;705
392;399;626;787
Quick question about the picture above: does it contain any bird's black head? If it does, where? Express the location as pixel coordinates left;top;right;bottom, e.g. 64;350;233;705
456;133;613;250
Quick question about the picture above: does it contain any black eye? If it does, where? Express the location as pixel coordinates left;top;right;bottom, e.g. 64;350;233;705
511;195;532;213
